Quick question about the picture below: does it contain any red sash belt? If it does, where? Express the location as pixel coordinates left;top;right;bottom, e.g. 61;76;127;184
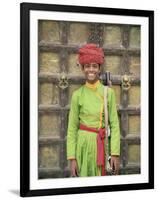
79;123;106;176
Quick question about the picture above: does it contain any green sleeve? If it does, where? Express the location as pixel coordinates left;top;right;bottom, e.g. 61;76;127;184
66;92;80;160
108;88;120;156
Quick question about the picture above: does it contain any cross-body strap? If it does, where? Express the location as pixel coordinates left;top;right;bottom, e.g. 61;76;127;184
104;86;111;173
104;86;108;129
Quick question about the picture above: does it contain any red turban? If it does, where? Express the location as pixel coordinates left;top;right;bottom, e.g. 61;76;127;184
78;43;104;65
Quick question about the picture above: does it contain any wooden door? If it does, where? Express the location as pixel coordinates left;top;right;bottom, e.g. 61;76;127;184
38;20;140;178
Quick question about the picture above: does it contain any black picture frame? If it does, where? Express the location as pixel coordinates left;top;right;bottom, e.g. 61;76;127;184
20;2;154;197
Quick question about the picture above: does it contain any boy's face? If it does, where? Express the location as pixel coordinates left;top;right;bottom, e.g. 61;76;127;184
82;63;101;84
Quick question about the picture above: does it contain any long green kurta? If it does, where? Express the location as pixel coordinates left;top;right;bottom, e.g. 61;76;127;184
67;80;120;177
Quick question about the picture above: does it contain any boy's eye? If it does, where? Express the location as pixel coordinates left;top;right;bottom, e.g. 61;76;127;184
84;64;99;68
92;64;98;68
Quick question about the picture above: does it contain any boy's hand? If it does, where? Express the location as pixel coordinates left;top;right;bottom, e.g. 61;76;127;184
70;159;79;177
110;156;120;175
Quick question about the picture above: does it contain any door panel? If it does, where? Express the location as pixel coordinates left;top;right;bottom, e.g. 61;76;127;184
38;20;141;178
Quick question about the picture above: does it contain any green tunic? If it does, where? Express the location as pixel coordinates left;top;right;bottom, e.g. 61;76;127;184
67;80;120;177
